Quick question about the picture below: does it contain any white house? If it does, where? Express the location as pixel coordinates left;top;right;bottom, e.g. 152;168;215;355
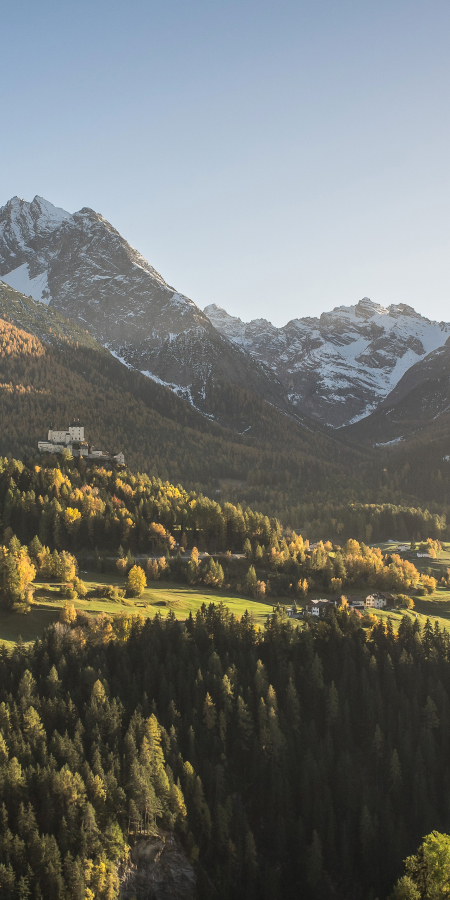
365;592;391;609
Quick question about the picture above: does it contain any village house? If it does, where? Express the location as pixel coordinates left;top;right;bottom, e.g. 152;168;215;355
306;599;334;617
38;422;125;465
348;596;365;610
365;591;395;609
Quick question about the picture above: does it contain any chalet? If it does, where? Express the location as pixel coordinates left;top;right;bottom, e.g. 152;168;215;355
306;599;334;617
38;422;125;465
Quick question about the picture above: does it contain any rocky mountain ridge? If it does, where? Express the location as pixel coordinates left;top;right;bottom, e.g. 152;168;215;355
205;299;450;428
0;196;289;419
343;335;450;446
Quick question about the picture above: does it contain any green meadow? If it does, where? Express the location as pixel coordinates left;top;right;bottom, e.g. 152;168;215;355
0;571;277;648
3;543;450;648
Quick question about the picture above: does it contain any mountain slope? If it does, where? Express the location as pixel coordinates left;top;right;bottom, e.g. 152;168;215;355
0;279;105;352
342;338;450;446
0;300;373;526
205;298;450;427
0;195;289;418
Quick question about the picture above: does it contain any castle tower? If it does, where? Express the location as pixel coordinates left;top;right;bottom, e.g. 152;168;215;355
69;421;84;441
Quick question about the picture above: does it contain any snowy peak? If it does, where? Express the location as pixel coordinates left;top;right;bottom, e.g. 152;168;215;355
29;195;72;229
1;195;72;240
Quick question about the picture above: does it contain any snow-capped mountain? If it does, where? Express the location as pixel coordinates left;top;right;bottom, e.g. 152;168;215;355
0;196;288;418
2;194;449;431
204;299;450;427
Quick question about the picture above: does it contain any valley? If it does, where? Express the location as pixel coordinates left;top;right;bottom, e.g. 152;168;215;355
1;194;450;900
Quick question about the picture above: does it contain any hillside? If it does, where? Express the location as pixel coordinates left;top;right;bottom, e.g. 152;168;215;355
337;343;450;510
0;456;448;898
2;598;450;900
0;312;371;524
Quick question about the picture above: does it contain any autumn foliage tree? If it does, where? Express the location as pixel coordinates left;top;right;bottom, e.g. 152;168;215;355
126;565;147;597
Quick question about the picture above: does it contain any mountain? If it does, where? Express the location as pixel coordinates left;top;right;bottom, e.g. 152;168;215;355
342;336;450;446
3;194;448;435
0;195;288;419
205;298;450;427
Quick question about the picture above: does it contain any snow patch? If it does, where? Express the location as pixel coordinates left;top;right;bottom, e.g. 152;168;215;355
373;437;404;446
1;264;51;305
140;369;171;386
32;196;72;230
108;349;133;368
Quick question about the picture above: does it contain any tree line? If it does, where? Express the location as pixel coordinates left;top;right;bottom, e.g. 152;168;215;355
0;458;440;608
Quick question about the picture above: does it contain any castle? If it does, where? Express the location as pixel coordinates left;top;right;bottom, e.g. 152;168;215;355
38;422;125;465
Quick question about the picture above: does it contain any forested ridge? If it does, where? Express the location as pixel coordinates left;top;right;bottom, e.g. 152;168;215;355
0;315;370;512
0;456;444;609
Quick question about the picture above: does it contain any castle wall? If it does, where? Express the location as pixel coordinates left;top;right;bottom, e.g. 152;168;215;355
48;430;70;444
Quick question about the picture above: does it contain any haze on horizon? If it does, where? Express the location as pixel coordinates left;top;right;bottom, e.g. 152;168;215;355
2;0;450;327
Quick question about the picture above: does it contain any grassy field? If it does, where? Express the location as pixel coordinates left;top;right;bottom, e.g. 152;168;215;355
0;571;278;648
3;549;450;649
0;606;61;649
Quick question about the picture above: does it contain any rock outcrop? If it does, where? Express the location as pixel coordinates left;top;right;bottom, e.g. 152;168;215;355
120;835;197;900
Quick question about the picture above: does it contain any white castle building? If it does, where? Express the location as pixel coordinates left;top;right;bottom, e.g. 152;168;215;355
38;422;125;465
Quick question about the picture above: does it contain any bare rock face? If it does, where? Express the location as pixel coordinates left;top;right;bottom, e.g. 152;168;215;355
0;196;288;420
120;835;197;900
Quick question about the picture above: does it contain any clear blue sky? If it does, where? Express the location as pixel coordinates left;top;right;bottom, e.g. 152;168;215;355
2;0;450;325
